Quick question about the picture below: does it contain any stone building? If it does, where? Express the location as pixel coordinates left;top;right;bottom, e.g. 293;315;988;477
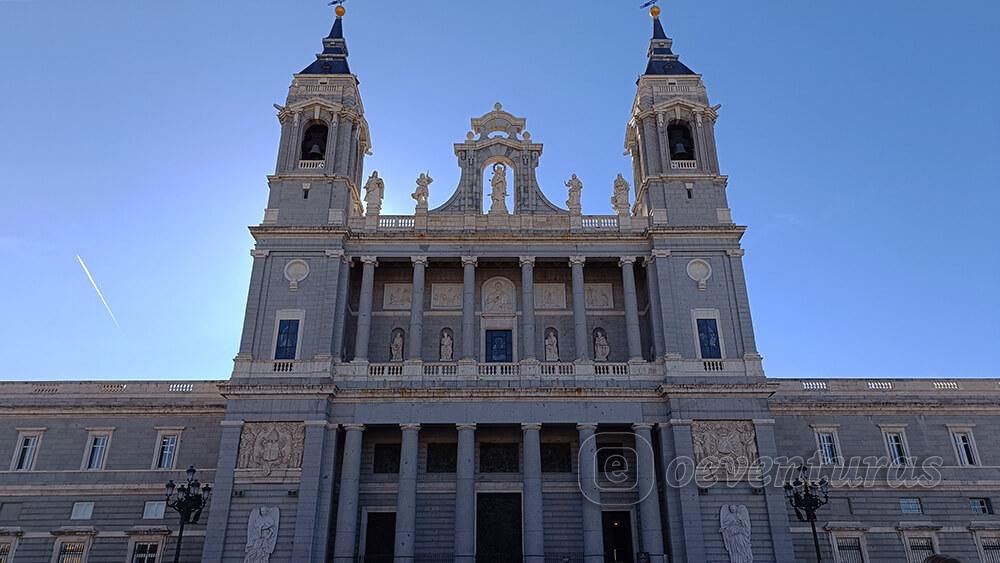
1;8;998;563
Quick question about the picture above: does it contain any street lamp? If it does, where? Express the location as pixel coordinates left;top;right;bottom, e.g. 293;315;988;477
783;465;829;563
165;465;212;563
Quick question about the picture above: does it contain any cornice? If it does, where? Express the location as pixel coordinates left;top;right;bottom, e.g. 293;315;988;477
218;383;339;398
336;387;660;401
658;381;777;397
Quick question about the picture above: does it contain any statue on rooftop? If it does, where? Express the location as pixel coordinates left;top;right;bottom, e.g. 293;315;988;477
565;174;582;213
611;173;631;216
363;171;384;216
412;172;432;211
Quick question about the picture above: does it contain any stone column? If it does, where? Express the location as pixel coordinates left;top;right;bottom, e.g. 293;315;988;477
620;257;643;361
407;257;427;361
352;256;377;362
200;420;243;563
394;423;420;561
461;256;478;361
454;423;477;563
520;257;537;361
643;257;665;359
332;424;365;562
522;423;545;562
569;256;589;361
632;423;665;558
576;423;604;563
331;256;353;361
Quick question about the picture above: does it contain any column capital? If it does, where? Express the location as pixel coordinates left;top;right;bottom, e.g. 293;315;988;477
461;256;478;267
568;255;586;267
250;249;270;259
325;249;345;259
576;422;598;431
727;248;746;257
343;423;366;432
631;422;655;432
619;256;637;267
400;423;422;431
411;256;428;266
521;422;542;431
456;423;477;431
342;255;355;266
651;249;672;259
360;256;379;266
519;256;536;267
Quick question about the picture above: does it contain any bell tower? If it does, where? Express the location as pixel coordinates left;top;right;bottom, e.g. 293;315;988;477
263;7;371;227
626;6;730;227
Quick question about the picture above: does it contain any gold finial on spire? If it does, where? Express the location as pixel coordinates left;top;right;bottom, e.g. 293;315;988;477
335;5;346;16
650;5;661;17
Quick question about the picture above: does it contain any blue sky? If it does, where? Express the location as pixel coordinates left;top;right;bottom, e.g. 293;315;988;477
1;0;997;380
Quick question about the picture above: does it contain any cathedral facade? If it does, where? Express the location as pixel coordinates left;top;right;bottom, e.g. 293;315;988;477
1;9;998;563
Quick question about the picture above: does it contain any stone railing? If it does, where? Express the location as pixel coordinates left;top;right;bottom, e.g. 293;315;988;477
355;212;649;235
423;363;458;377
0;381;222;397
340;361;663;382
378;216;416;230
772;378;1000;395
670;160;697;170
580;216;619;230
478;363;520;377
298;160;325;170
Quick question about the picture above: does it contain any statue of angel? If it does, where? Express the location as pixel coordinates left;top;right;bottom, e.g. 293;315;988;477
243;507;280;563
720;504;752;563
363;171;384;215
565;173;582;211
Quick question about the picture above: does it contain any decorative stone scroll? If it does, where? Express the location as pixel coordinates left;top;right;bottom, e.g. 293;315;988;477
243;506;280;563
692;421;758;478
584;284;614;309
720;504;753;563
382;283;412;310
430;283;463;310
237;423;305;476
535;283;566;310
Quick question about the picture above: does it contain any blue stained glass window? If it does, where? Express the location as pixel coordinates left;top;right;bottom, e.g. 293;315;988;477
275;319;300;360
697;318;721;359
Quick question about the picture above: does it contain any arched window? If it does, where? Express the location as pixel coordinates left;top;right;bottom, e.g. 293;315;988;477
667;122;695;161
300;123;328;161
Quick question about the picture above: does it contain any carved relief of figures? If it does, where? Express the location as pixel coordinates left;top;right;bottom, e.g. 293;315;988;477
593;328;610;362
692;421;759;478
363;171;384;215
412;172;432;211
611;173;631;216
544;328;560;362
483;278;514;314
237;423;305;476
565;173;582;213
430;284;462;309
720;504;753;563
535;284;566;310
439;329;454;361
488;163;509;214
243;507;280;563
382;284;412;310
390;328;405;362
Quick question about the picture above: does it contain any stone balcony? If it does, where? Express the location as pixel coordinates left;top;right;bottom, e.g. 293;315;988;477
355;212;648;235
297;159;326;170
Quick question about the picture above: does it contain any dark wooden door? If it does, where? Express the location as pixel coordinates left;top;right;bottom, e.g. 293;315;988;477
485;330;513;362
363;511;396;563
602;511;635;563
476;492;522;563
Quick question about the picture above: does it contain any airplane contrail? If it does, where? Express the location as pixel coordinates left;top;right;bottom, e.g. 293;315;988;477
76;255;121;330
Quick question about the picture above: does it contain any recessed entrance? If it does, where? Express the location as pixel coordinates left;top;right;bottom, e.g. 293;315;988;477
602;511;635;563
476;492;522;562
362;511;396;563
485;330;513;363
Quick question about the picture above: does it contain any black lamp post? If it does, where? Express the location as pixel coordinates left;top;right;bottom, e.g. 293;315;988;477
783;465;829;563
165;465;212;563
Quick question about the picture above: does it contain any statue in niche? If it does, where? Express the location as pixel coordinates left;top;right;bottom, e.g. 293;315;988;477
485;279;511;312
412;172;432;210
439;330;454;361
593;328;610;362
565;173;582;212
243;506;280;563
544;328;559;362
489;162;509;214
720;504;753;563
611;173;631;216
363;171;384;215
390;329;405;362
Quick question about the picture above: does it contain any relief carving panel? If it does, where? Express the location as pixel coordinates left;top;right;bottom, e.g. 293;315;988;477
584;283;614;309
535;283;566;310
431;283;463;310
382;283;412;310
237;423;305;476
692;421;758;478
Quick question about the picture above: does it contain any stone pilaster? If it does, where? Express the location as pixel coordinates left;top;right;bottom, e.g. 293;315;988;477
521;423;545;562
620;257;643;361
461;257;477;361
352;257;377;362
520;257;537;362
331;256;353;361
407;257;427;361
643;256;666;359
292;421;333;560
394;423;420;559
454;423;476;563
632;423;665;558
576;423;604;563
569;256;589;362
201;420;243;563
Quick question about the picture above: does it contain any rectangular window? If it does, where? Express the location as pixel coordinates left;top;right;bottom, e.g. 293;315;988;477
131;541;160;563
373;444;401;474
479;443;519;473
56;542;86;563
274;319;300;360
899;498;923;514
155;434;178;470
952;431;978;466
696;318;722;359
971;498;994;515
907;536;935;563
12;434;39;471
817;432;841;465
835;536;866;563
540;443;572;473
0;543;11;563
426;443;457;473
143;501;166;520
70;502;94;520
85;434;110;470
884;432;909;465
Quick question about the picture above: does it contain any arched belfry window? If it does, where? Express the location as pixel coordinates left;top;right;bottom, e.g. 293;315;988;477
667;122;695;161
300;123;329;161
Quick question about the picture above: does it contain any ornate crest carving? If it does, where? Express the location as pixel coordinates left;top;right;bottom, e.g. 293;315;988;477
692;421;758;477
237;423;305;476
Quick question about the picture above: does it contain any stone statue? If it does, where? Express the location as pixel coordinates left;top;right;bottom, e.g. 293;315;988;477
565;173;582;212
593;329;610;362
390;329;405;362
243;507;280;563
489;163;509;214
412;172;432;210
440;330;454;361
363;171;384;215
720;504;752;563
544;329;559;362
611;173;631;216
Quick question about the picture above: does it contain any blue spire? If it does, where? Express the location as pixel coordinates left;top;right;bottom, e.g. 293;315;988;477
643;13;695;76
300;14;352;75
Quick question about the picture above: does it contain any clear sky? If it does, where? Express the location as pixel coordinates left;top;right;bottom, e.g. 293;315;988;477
1;0;997;381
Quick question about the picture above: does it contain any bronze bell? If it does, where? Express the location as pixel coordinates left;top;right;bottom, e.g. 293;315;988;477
673;142;687;155
308;144;324;159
